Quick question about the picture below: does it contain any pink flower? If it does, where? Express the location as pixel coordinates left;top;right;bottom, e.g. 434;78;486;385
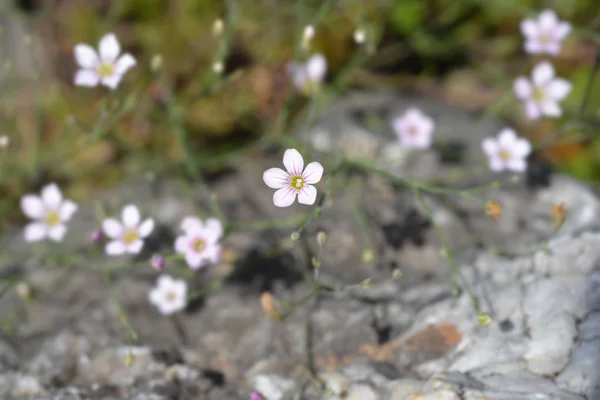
521;10;571;56
20;183;78;242
174;217;223;270
482;128;532;172
263;148;324;207
151;254;165;271
514;61;571;120
392;108;435;149
287;54;327;95
102;205;155;255
74;33;136;90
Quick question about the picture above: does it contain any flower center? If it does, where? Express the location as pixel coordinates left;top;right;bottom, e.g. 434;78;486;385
97;63;115;78
532;87;546;103
499;149;512;161
192;238;206;253
123;230;139;244
539;32;552;44
407;125;418;136
165;291;176;303
44;211;60;226
290;175;305;190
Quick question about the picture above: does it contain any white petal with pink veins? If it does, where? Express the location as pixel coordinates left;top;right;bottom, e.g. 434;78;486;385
282;148;304;175
298;185;317;205
263;167;290;189
273;187;297;208
302;162;323;185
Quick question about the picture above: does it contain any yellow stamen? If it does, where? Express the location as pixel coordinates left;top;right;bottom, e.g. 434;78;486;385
44;211;60;226
533;87;546;103
97;63;115;78
165;291;176;302
290;175;305;190
499;149;511;161
192;238;206;253
123;230;139;244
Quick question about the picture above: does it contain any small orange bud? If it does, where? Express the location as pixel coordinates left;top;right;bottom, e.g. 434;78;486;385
485;200;502;220
260;292;282;321
552;202;566;232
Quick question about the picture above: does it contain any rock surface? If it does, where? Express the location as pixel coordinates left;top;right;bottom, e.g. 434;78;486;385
1;90;599;399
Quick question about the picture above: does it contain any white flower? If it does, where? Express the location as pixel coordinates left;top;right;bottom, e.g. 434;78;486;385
263;148;324;207
74;33;136;90
20;183;78;242
521;10;571;56
392;108;435;149
354;29;366;44
0;134;9;148
514;61;572;120
287;54;327;95
174;216;223;270
481;128;532;172
148;275;187;315
302;25;315;48
102;204;154;255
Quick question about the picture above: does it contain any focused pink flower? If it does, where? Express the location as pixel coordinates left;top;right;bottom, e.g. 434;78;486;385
392;108;435;149
263;148;324;207
74;33;136;90
482;128;532;172
514;61;571;120
521;10;571;56
174;217;223;270
148;275;187;315
20;183;78;242
102;205;154;255
287;54;327;95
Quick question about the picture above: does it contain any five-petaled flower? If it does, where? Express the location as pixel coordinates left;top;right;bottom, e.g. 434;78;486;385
521;10;571;56
514;61;572;120
102;204;154;255
392;108;435;149
148;275;188;315
74;33;136;90
263;148;324;207
482;128;532;172
287;54;327;95
20;183;78;242
174;216;223;269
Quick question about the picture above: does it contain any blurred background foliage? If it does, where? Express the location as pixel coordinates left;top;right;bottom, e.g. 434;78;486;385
0;0;599;225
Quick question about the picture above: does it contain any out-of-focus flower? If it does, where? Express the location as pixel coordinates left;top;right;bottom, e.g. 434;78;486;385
514;61;572;120
174;217;223;269
521;10;571;56
102;204;154;255
74;33;136;90
485;200;502;220
150;54;163;72
302;25;315;49
392;108;435;149
250;392;266;400
0;134;9;148
481;129;532;173
213;61;224;74
89;229;104;244
151;254;165;271
354;28;366;44
263;148;324;207
20;183;78;242
287;54;327;95
212;19;224;37
148;275;187;315
552;202;566;231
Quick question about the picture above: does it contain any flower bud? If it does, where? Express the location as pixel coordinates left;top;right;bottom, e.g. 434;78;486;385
392;269;403;280
301;25;315;50
477;312;492;326
151;254;165;271
316;231;327;246
212;19;224;37
353;29;366;44
290;231;300;241
213;61;224;74
89;229;104;244
150;54;163;72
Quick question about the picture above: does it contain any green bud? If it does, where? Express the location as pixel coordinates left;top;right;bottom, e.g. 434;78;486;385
478;312;492;326
290;231;300;241
316;231;327;246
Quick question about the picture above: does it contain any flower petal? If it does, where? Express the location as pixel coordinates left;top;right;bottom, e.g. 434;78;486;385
41;183;63;210
74;69;100;87
102;218;123;238
302;162;323;185
514;139;532;157
513;77;532;99
547;79;572;100
181;216;203;233
101;75;123;90
185;252;206;269
307;53;327;82
106;240;126;255
24;222;47;242
47;225;67;242
532;61;554;86
114;54;136;75
282;148;304;175
507;158;527;172
525;101;541;120
74;44;99;69
148;288;163;307
138;219;155;238
540;100;561;117
205;218;223;241
157;274;174;289
175;235;189;254
263;167;290;189
21;195;44;219
481;138;497;156
298;185;317;205
273;187;297;208
99;33;121;64
60;200;78;221
126;239;144;254
122;204;141;228
539;10;558;29
498;129;517;147
556;22;571;40
489;156;505;172
520;19;538;37
524;39;543;55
